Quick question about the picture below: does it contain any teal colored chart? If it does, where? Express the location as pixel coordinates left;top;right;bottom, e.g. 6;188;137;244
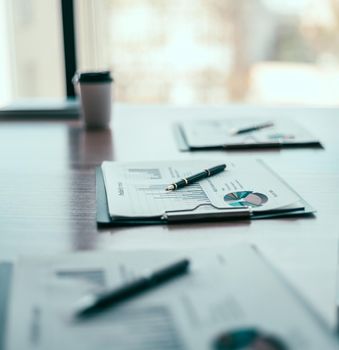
224;191;268;208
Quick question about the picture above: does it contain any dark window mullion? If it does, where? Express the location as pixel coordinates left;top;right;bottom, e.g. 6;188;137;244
61;0;77;98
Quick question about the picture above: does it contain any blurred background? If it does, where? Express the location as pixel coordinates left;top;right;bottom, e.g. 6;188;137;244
1;0;339;106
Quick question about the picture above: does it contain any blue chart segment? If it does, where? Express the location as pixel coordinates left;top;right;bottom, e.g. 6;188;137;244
224;191;268;208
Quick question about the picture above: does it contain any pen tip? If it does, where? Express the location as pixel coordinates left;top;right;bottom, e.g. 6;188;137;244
166;185;174;191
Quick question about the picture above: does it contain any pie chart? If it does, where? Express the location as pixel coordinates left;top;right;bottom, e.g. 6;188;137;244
224;191;268;208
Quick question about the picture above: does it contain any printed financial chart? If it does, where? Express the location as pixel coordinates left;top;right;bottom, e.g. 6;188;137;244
224;191;268;208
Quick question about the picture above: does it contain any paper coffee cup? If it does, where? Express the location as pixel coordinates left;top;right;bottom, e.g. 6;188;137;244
73;71;113;129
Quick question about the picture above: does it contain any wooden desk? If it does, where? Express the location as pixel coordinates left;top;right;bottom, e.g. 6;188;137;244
0;104;338;327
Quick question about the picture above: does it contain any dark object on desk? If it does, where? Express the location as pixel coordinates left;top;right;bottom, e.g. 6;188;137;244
166;164;226;191
214;328;288;350
0;98;79;119
174;118;322;151
74;258;190;318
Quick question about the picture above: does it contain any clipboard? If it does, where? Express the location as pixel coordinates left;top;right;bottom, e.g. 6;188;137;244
173;123;323;152
0;262;12;350
96;167;315;227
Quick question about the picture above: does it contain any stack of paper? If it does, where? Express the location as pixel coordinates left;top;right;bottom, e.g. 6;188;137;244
97;159;314;225
4;245;339;350
174;118;321;150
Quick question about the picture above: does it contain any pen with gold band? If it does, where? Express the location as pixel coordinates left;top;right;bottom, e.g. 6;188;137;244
165;164;226;191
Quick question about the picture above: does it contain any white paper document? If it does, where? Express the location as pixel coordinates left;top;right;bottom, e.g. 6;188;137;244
101;159;305;219
5;246;339;350
179;118;320;148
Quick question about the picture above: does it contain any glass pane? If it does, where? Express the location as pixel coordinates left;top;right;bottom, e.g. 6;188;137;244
0;0;65;105
77;0;339;105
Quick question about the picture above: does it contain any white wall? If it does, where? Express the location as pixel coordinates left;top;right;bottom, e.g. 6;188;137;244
0;0;65;101
0;0;13;104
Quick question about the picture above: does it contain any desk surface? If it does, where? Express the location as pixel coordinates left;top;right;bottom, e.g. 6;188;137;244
0;104;338;327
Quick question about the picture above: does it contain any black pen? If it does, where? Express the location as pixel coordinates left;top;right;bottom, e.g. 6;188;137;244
165;164;226;191
74;259;190;318
230;121;274;135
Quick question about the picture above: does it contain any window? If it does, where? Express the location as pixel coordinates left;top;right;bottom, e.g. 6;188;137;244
2;0;339;106
0;0;65;105
76;0;339;105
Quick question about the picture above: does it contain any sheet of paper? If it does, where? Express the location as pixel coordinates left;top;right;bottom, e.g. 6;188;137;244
180;118;319;148
5;246;339;350
101;159;302;218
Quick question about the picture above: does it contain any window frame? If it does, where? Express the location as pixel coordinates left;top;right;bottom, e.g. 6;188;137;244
61;0;77;98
